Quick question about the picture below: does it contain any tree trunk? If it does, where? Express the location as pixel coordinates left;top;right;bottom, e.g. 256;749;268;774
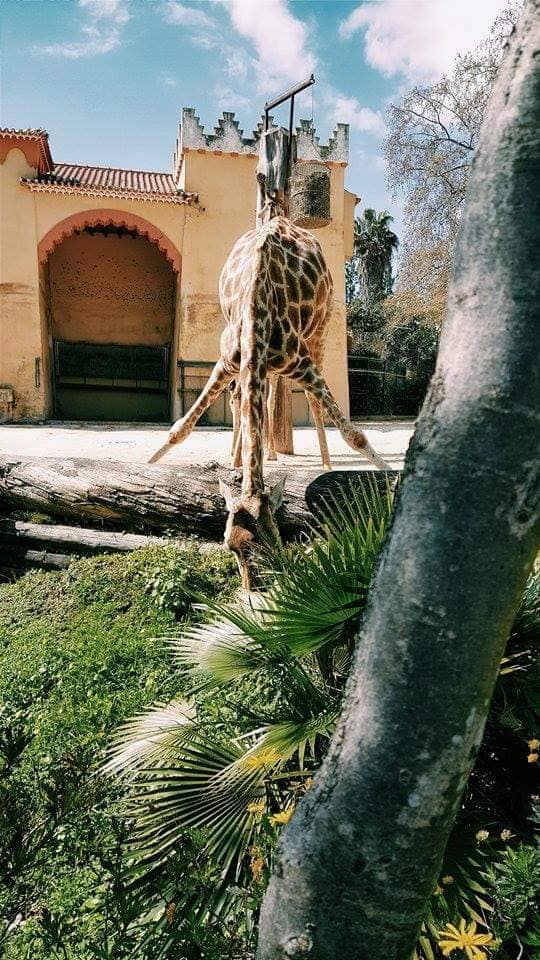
274;378;294;454
0;457;396;540
257;5;540;959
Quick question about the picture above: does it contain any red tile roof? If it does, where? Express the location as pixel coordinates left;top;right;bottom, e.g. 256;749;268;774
21;162;197;205
52;163;180;195
0;128;53;173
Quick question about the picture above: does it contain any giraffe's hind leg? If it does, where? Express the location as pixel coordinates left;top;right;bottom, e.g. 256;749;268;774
149;359;233;463
307;393;332;470
266;376;278;461
288;355;389;470
229;382;242;467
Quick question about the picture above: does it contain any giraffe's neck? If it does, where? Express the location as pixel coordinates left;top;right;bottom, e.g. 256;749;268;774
240;245;268;497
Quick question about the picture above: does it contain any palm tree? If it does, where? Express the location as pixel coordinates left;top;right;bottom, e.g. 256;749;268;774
354;208;399;304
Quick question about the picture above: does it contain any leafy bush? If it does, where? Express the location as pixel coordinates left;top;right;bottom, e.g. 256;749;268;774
144;545;236;615
382;315;439;380
108;496;539;960
0;546;241;959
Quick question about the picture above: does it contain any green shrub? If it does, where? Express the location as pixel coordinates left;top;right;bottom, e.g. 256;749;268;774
0;546;241;959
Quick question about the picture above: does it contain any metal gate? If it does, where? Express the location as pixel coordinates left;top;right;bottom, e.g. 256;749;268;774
348;356;427;418
53;339;170;422
177;360;311;426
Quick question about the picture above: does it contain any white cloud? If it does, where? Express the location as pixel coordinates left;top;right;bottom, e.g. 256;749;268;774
325;89;386;136
162;1;215;30
35;0;130;57
79;0;130;25
225;49;250;80
214;85;251;111
339;0;510;83
221;0;316;92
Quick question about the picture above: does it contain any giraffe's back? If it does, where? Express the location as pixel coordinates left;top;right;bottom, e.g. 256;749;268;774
219;217;333;362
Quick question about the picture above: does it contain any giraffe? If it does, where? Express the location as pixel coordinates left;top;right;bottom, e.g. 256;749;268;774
149;214;389;588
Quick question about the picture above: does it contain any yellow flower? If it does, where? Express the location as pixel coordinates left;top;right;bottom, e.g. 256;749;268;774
270;806;295;825
527;752;538;764
476;829;490;842
528;738;540;751
438;918;495;959
434;885;444;895
442;875;454;885
500;829;513;841
249;845;265;883
243;747;280;770
246;800;266;817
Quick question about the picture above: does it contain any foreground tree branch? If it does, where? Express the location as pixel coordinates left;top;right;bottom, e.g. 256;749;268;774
257;4;540;958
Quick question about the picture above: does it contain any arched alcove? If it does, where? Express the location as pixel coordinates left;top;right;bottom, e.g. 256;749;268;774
39;211;181;422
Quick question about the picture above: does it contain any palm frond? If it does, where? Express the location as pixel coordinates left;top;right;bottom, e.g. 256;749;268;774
244;711;339;769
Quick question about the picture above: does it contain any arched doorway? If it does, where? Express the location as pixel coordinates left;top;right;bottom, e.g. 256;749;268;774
39;210;181;423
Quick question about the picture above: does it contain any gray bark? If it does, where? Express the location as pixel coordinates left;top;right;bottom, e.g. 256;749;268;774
257;5;540;959
0;457;396;539
0;519;170;555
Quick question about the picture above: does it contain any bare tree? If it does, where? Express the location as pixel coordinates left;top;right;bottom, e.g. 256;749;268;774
385;3;521;244
257;2;539;957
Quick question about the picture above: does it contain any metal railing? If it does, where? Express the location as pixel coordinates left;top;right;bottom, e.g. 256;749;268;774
348;355;428;418
53;339;170;391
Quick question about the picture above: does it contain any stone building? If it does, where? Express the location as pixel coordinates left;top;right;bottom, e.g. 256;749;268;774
0;109;356;424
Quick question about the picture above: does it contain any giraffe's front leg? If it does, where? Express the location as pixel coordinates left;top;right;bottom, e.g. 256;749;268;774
229;382;242;467
149;359;233;463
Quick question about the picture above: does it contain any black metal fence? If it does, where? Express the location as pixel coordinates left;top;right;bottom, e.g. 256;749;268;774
176;357;428;426
53;339;170;389
177;360;232;425
348;355;428;418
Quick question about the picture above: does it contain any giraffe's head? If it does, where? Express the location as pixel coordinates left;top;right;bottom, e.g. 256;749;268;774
219;478;285;591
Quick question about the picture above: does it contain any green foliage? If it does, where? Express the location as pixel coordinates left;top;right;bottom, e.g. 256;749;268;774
382;316;439;379
487;834;540;953
346;298;386;355
353;208;399;303
144;545;237;615
105;479;395;927
0;546;242;959
109;512;539;960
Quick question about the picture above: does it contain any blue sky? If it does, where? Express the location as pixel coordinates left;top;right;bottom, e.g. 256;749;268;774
2;0;508;241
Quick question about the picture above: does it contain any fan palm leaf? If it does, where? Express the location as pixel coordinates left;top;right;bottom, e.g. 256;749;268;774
105;480;396;920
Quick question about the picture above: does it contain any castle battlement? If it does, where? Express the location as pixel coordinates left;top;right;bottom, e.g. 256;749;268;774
173;107;349;176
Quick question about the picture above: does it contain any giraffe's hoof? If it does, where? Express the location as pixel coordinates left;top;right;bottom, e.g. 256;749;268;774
323;462;332;471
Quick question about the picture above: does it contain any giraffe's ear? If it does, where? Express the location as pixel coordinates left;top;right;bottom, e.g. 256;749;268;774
219;478;234;508
268;476;286;513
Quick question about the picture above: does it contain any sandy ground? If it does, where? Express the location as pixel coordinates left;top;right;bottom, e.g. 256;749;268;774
0;421;414;471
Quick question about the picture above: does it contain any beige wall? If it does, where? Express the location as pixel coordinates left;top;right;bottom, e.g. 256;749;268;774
49;232;175;346
1;141;353;422
179;151;350;418
0;149;47;419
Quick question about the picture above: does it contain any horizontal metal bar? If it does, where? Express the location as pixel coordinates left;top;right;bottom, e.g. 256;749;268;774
264;74;314;113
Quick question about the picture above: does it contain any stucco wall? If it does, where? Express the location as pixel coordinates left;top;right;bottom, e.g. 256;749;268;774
1;139;353;423
0;149;47;419
179;151;351;417
49;232;175;346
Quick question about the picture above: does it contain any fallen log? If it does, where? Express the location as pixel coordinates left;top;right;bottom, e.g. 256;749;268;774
0;519;170;556
0;457;398;538
1;546;72;570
